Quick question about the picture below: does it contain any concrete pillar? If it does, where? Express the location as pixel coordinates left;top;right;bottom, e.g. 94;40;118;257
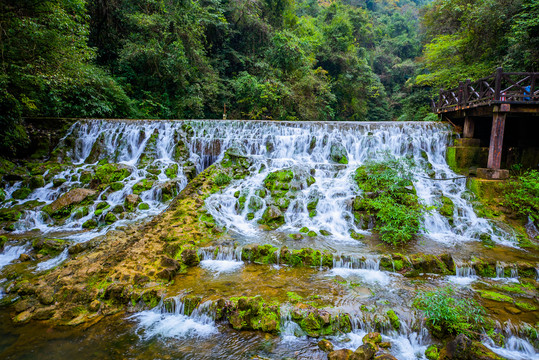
487;111;506;169
463;116;474;138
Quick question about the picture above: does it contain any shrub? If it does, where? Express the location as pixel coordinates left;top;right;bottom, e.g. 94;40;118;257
503;170;539;223
414;287;486;339
354;154;425;245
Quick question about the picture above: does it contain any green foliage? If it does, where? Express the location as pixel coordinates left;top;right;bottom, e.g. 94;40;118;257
354;154;425;245
503;170;539;223
214;173;232;187
414;286;487;339
415;0;537;90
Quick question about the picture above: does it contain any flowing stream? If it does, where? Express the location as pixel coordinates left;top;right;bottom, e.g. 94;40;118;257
0;120;537;360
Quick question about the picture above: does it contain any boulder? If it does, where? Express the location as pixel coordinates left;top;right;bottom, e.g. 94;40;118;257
124;194;141;212
43;188;97;217
329;142;349;164
328;349;354;360
439;334;506;360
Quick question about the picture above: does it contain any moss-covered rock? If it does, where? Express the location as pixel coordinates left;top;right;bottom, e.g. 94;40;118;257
132;180;154;195
228;296;281;333
291;304;352;337
386;310;400;330
82;219;98;229
42;188;97;219
12;187;32;200
95;164;131;184
0;208;23;222
104;212;117;224
280;246;333;267
479;291;513;303
329;142;349;164
138;202;150;210
32;238;67;256
29;175;45;189
241;244;278;264
438;196;454;224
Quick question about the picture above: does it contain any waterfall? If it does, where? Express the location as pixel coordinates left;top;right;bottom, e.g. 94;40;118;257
2;119;517;247
198;246;244;274
130;297;217;340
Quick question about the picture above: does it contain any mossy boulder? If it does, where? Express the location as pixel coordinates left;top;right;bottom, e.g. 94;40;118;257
438;334;505;360
291;305;352;337
32;238;67;256
95;164;131;184
329;142;349;164
29;175;45;189
42;188;97;219
228;296;281;333
280;246;333;267
165;164;179;179
12;187;32;200
241;244;278;264
260;205;284;229
386;310;400;330
124;194;141;212
438;196;454;224
104;212;117;224
0;235;8;249
0;208;23;222
82;219;98;229
132;180;154;195
138;202;150;210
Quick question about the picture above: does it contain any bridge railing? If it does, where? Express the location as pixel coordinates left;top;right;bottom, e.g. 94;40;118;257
432;68;539;113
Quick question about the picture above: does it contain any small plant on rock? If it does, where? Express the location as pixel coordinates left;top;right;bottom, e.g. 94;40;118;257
414;286;487;339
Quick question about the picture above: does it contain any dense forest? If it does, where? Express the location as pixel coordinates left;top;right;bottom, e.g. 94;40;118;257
0;0;537;154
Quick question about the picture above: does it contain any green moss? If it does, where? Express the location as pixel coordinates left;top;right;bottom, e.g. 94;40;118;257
138;203;150;210
0;208;23;222
110;182;124;192
479;291;513;303
299;227;309;233
133;179;154;195
515;301;537;312
95;164;131;184
82;219;98;229
386;310;401;330
165;164;179;179
307;230;317;237
241;244;279;264
425;345;440;360
12;188;31;200
104;212;117;224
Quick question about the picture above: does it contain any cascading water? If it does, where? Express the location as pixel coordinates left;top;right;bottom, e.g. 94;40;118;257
2;120;516;248
198;246;244;274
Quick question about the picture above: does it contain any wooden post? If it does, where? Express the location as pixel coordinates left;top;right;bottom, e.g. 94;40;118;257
494;67;503;101
463;116;474;138
464;79;470;107
458;81;464;108
487;110;506;169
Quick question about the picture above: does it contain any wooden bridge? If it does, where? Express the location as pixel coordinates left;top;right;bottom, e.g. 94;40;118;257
432;68;539;178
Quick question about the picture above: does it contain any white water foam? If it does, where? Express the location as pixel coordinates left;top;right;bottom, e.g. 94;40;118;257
131;298;217;340
484;336;539;360
0;245;26;270
35;248;69;272
330;256;391;286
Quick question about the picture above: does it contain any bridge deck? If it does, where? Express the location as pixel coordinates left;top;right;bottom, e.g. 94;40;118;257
433;68;539;114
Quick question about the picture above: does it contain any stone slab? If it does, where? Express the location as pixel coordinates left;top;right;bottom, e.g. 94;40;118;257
476;168;509;180
454;138;481;147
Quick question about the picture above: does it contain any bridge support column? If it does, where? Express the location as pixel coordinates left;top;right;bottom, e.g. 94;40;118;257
487;111;506;169
478;109;509;180
463;116;474;138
